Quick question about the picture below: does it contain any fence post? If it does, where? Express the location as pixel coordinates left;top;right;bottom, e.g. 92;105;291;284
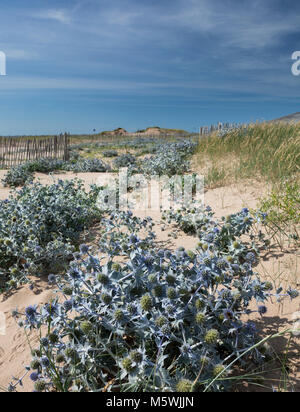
63;133;69;161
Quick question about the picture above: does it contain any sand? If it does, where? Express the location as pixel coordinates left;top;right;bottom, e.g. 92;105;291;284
0;171;299;392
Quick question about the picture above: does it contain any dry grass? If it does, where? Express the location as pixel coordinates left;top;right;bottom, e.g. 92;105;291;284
194;122;300;188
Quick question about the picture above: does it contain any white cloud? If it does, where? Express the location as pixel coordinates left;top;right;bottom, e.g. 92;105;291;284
32;9;71;24
166;0;300;50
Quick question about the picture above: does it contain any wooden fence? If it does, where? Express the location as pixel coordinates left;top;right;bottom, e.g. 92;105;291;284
0;133;70;167
198;122;247;136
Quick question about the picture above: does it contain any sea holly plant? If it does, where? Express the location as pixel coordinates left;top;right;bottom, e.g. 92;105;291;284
0;179;102;290
102;149;118;158
163;206;270;263
113;153;137;169
2;164;34;187
10;208;298;392
2;138;198;188
66;158;110;173
2;158;111;187
141;140;197;177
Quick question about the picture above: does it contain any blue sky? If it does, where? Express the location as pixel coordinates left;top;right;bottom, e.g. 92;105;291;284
0;0;300;135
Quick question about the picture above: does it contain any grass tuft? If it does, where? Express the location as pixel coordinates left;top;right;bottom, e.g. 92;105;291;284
195;122;300;187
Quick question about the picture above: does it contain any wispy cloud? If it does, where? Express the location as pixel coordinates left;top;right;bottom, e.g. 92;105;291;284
32;9;71;24
0;0;299;134
167;0;300;50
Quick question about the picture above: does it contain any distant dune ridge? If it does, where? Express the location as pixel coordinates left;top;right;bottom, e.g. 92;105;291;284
272;111;300;123
101;114;300;136
100;126;189;137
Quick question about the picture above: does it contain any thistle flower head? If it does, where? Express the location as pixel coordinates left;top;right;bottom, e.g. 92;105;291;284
25;305;37;320
63;300;73;311
97;273;109;284
56;354;65;364
195;312;206;325
80;321;93;334
101;293;112;304
130;350;143;363
167;287;176;299
140;294;152;311
112;263;121;272
166;274;176;285
176;379;193;392
30;372;39;382
34;381;46;392
258;305;268;316
204;329;219;345
62;287;73;296
213;364;226;377
79;244;89;254
41;356;50;368
155;316;168;327
111;304;123;320
122;357;134;372
30;359;41;370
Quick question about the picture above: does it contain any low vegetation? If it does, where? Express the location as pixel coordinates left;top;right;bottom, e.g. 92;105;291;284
10;208;298;392
0;122;299;392
195;122;300;187
259;180;300;247
0;180;101;290
2;158;111;187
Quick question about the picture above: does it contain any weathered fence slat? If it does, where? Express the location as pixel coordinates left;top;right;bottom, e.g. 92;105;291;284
0;133;69;167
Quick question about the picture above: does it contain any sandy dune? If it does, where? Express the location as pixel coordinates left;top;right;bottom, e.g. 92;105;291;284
0;172;299;392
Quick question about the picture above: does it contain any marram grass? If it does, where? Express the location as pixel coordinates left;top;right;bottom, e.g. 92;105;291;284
196;122;300;186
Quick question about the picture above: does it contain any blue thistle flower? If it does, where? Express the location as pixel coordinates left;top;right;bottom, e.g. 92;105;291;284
25;305;37;321
48;274;56;284
79;244;89;254
164;250;172;259
29;372;39;382
245;321;257;335
258;305;267;316
158;249;165;258
63;300;73;311
40;338;49;347
69;269;80;279
41;357;50;368
287;288;299;300
205;233;214;243
245;252;257;265
223;309;234;321
129;234;138;244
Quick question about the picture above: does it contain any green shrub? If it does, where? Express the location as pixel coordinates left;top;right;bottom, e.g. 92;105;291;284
259;180;300;244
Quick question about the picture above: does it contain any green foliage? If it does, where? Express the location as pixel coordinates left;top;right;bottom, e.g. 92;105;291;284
259;180;300;244
260;181;300;224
